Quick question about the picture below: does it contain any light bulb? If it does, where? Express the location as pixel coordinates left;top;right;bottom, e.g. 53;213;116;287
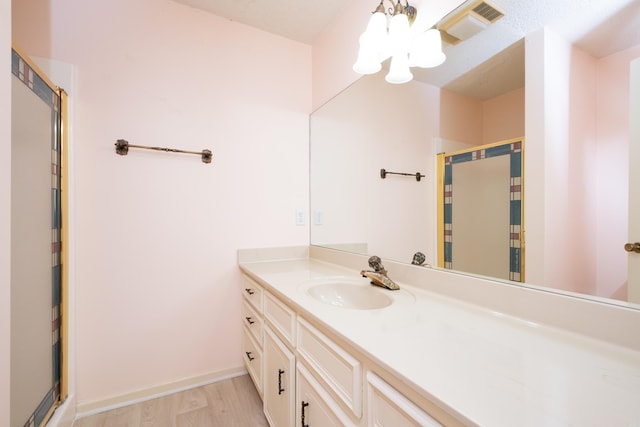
365;11;388;44
353;11;389;74
353;32;382;74
409;29;446;68
387;13;410;53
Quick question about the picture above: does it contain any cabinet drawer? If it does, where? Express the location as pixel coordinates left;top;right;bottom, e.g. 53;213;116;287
242;275;264;312
243;326;263;396
242;300;263;344
367;372;442;427
296;362;356;427
264;292;296;346
297;318;362;418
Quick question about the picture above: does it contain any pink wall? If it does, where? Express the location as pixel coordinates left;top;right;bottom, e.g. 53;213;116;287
12;0;311;405
525;28;597;294
525;27;638;299
566;42;599;295
1;0;12;423
439;89;483;145
311;0;368;111
439;87;524;147
483;87;525;144
595;44;640;298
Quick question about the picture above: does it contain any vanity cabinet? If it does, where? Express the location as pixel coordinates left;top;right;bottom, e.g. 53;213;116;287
241;274;447;427
242;276;264;396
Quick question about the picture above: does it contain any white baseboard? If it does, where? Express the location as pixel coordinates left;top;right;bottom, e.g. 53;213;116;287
75;366;248;419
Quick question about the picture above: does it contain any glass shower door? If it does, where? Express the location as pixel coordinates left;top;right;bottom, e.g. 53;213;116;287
11;48;64;427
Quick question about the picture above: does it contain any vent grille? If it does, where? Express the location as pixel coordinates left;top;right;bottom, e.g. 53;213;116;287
437;0;505;45
472;1;504;23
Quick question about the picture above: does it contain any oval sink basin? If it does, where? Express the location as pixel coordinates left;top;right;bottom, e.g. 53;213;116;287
307;282;393;310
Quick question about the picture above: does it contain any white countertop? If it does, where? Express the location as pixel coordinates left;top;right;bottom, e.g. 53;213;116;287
240;256;640;427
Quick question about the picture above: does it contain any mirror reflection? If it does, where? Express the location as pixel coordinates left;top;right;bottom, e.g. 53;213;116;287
310;0;640;308
310;74;437;264
437;138;523;282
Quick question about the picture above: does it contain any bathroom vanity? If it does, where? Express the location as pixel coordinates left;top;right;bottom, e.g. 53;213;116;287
239;246;640;426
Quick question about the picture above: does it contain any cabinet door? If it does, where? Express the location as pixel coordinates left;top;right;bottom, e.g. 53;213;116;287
264;327;295;427
297;362;355;427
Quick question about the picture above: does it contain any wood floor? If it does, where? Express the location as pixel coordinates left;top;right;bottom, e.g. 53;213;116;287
72;374;269;427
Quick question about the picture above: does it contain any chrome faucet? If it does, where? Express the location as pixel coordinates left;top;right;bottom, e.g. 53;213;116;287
360;256;400;290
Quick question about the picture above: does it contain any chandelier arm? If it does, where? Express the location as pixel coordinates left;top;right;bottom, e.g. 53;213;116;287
373;0;416;24
392;0;405;15
371;0;388;14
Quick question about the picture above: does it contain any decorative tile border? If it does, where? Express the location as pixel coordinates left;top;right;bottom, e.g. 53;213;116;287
443;140;523;281
12;48;62;427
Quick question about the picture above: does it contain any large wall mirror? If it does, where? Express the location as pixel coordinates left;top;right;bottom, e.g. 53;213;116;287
310;0;640;309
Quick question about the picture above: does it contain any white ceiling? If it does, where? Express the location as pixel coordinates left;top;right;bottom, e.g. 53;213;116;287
170;0;348;44
424;0;640;99
171;0;640;99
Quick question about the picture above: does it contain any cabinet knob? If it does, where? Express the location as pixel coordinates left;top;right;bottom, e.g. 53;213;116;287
245;351;255;362
244;288;255;295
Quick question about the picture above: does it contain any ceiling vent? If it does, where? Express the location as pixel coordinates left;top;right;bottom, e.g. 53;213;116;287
438;0;505;45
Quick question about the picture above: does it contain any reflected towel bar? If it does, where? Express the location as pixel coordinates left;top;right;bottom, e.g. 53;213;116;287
115;139;212;163
380;168;425;182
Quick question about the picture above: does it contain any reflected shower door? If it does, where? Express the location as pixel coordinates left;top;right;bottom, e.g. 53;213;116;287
438;138;524;282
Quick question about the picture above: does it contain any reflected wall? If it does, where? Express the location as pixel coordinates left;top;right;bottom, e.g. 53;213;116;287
310;73;440;265
525;28;640;301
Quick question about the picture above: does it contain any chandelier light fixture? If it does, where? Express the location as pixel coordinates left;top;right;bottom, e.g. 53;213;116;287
353;0;446;84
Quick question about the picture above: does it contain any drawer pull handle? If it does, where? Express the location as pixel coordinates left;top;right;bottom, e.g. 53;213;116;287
245;351;255;361
245;316;255;325
301;401;309;427
278;369;285;395
244;288;255;295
